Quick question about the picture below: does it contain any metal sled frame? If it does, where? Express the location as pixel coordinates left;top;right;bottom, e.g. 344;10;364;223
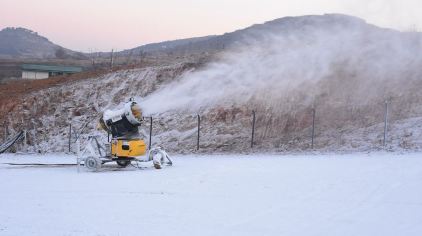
77;136;172;172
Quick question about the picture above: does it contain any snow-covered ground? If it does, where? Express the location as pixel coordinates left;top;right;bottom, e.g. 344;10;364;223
0;152;422;236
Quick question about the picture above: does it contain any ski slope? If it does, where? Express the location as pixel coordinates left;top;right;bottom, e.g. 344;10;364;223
0;152;421;236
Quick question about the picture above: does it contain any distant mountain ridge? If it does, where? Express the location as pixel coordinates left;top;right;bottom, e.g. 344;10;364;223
2;14;419;60
0;27;86;59
121;14;378;56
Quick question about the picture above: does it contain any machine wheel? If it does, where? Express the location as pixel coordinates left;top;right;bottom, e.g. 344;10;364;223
153;162;162;169
116;160;131;167
152;153;164;169
149;147;172;170
85;156;101;171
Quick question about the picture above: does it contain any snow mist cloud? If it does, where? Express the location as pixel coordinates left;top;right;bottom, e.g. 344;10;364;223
141;15;422;115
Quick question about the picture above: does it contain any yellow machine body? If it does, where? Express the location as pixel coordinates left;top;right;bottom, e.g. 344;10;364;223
111;139;146;158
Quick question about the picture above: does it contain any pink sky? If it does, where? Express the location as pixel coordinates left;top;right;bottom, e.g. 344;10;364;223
1;0;420;52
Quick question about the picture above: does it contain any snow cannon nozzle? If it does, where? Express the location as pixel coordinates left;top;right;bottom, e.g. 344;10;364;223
99;99;144;136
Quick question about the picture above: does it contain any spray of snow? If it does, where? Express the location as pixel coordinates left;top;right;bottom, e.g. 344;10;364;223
141;15;422;115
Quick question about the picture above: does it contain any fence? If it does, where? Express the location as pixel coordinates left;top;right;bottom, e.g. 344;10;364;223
1;100;421;154
137;100;399;153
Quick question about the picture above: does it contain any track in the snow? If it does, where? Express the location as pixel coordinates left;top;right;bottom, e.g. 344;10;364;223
3;163;77;166
1;162;150;171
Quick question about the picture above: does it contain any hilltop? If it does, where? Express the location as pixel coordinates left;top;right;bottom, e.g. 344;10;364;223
0;27;87;59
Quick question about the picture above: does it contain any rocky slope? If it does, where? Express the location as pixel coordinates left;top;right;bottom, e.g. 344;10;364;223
1;14;422;154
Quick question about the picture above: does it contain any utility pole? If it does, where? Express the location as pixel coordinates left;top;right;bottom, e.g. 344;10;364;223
126;50;133;65
110;49;114;69
90;48;95;67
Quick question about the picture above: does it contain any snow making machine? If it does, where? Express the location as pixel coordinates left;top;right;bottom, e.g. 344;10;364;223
80;98;172;171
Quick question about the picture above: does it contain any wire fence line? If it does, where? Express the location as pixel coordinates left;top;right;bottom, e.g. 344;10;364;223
1;100;420;154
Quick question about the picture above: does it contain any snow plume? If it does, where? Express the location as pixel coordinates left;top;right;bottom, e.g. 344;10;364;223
141;14;422;115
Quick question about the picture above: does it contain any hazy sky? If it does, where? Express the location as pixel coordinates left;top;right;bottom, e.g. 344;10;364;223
0;0;420;52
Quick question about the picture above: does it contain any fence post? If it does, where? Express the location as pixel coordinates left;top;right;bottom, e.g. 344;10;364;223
33;124;37;151
383;101;389;148
23;130;27;150
3;121;6;142
251;110;256;148
197;114;201;151
68;123;72;153
311;108;316;149
149;117;153;150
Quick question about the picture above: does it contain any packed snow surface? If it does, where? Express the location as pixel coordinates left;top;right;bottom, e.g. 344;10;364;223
0;152;422;236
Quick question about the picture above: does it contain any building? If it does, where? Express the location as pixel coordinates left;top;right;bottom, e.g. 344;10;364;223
21;64;83;79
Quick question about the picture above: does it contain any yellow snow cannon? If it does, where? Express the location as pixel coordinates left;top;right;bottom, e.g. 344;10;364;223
80;98;172;171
